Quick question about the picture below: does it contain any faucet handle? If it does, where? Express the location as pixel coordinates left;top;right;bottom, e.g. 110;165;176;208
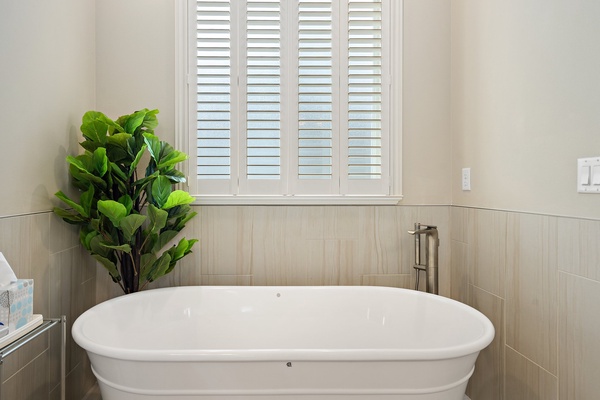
408;224;437;235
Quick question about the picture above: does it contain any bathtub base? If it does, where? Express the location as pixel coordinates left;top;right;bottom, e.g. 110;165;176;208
92;357;474;400
97;381;469;400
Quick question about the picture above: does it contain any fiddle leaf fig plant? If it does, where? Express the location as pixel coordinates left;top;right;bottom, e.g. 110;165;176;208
54;109;198;294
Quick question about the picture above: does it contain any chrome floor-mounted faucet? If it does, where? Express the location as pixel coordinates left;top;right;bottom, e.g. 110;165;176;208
408;223;439;295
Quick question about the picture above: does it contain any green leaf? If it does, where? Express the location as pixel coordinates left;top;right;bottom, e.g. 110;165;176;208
106;132;132;149
81;230;98;251
163;168;187;183
140;109;159;132
142;233;158;254
118;195;133;215
143;133;161;164
173;238;189;260
66;155;91;174
158;151;188;170
79;185;95;217
139;253;157;282
123;110;147;134
129;144;147;177
163;190;194;210
165;238;198;274
151;175;172;208
79;140;100;153
105;145;129;164
133;172;157;201
97;200;127;226
167;204;191;220
186;239;198;251
90;218;101;232
152;230;179;253
90;235;111;258
80;119;108;144
53;207;87;224
174;211;197;231
81;111;105;126
148;253;172;282
119;214;147;242
69;165;107;190
92;147;108;177
109;162;128;181
147;204;168;234
156;142;188;170
99;242;132;253
92;254;121;282
55;191;87;217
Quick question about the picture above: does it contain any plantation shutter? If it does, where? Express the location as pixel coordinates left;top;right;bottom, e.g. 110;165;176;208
239;0;286;194
194;0;390;197
347;0;385;179
196;0;235;195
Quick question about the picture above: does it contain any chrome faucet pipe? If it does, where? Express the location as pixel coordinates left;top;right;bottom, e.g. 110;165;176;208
413;222;421;266
407;224;439;295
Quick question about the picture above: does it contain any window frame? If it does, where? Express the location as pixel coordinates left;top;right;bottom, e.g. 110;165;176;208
175;0;403;205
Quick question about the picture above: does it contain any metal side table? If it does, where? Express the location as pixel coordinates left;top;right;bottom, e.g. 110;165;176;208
0;316;66;400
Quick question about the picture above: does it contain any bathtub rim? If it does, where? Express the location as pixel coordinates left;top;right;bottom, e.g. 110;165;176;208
73;285;495;363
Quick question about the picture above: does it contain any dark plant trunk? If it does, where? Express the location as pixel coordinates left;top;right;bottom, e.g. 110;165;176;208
120;254;139;294
120;177;142;294
121;229;142;293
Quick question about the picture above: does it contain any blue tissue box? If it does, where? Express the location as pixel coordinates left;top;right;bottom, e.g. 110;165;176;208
0;279;34;332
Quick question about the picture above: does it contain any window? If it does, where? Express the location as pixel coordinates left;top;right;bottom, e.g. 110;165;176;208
177;0;402;204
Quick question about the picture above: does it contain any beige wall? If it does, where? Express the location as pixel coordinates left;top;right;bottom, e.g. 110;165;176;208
0;0;96;218
0;1;97;398
93;0;453;205
402;0;452;205
95;0;176;136
452;0;600;219
451;1;600;399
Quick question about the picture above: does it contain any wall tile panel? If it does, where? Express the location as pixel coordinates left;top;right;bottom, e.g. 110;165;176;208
557;217;600;281
559;271;600;399
505;346;558;400
468;209;506;297
466;284;504;400
506;213;558;374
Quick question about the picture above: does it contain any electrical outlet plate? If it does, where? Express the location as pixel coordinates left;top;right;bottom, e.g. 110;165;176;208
462;168;471;191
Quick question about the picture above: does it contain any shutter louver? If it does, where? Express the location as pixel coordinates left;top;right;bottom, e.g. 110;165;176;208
196;0;232;180
298;0;333;180
246;0;281;180
347;0;382;180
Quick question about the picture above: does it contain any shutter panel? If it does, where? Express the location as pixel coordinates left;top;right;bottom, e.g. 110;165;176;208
298;0;333;180
245;0;282;180
347;0;383;181
196;0;232;180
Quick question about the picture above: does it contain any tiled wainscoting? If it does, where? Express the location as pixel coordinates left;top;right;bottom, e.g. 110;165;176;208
95;205;453;301
3;205;600;399
0;212;97;399
453;206;600;399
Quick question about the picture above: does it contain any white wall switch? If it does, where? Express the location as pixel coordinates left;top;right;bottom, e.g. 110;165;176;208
578;157;600;193
462;168;471;191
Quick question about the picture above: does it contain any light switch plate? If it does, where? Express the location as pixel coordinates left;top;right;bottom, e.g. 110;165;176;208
578;157;600;193
462;168;471;191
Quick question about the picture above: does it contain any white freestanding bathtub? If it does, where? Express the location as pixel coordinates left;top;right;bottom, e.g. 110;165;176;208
73;286;494;400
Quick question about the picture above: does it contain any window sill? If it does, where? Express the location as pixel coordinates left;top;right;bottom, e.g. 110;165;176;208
191;195;403;206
